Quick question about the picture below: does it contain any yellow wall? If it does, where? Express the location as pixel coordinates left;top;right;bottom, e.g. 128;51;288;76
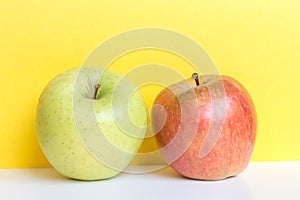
1;0;300;168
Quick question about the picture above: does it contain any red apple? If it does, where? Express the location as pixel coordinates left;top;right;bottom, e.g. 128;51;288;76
152;73;256;180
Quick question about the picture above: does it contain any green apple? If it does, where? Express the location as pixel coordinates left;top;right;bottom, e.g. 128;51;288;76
36;67;147;180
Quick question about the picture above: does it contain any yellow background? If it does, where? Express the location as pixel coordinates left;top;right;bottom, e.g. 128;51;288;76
1;0;300;168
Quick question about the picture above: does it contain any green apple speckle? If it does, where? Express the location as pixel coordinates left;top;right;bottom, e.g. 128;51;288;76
36;67;147;180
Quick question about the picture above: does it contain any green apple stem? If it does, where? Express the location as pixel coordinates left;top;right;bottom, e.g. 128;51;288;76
192;73;200;86
94;84;100;100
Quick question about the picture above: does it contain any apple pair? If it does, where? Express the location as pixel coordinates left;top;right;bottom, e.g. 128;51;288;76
36;67;256;181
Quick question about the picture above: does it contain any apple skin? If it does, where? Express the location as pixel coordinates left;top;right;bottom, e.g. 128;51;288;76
152;75;256;180
36;67;147;180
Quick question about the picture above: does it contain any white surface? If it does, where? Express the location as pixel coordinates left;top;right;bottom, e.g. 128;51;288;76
0;162;300;200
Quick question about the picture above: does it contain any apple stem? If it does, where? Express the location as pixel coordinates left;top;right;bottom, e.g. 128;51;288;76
94;84;100;100
192;73;200;86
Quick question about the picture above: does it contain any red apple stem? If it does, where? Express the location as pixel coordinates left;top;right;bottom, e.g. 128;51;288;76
192;73;200;86
94;84;101;100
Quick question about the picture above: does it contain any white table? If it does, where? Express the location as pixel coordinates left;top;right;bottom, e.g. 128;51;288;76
0;162;299;200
